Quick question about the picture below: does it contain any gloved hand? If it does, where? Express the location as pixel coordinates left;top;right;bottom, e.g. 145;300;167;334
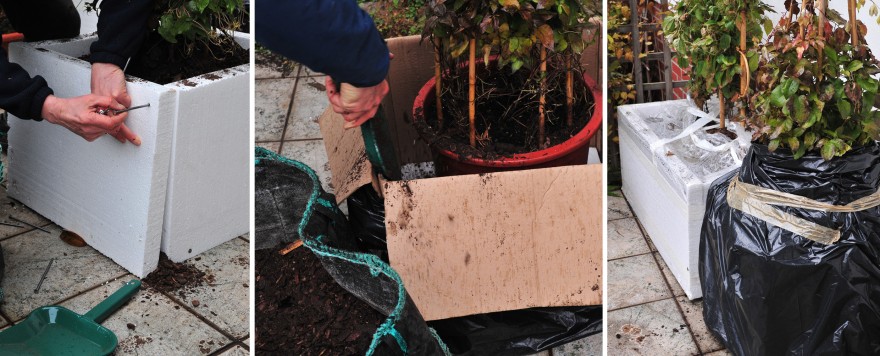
41;94;140;145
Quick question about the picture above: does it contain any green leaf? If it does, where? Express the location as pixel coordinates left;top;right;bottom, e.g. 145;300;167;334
821;142;837;160
837;100;853;119
720;34;731;49
769;138;780;152
848;60;864;73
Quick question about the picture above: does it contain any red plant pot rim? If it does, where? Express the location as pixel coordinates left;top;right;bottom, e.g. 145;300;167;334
413;68;603;168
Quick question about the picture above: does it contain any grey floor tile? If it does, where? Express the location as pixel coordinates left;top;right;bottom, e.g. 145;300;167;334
59;278;232;355
256;142;281;153
608;194;633;221
608;299;699;356
218;345;249;355
0;196;51;240
654;252;686;297
255;51;298;79
285;76;329;140
676;296;725;353
255;78;296;142
553;332;603;355
0;225;128;321
705;350;734;356
608;218;651;260
280;140;334;193
169;239;249;339
300;65;325;77
608;254;671;310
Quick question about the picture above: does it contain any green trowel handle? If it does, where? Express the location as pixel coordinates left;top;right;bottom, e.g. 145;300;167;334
83;279;141;324
361;105;401;181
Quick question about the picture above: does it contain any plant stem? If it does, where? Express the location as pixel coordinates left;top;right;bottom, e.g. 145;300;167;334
848;0;859;48
434;37;444;130
739;10;748;120
468;38;476;148
539;45;547;147
566;55;573;127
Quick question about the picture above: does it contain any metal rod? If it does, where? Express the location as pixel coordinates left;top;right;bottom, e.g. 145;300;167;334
34;258;54;293
112;103;151;114
0;221;23;228
10;216;50;233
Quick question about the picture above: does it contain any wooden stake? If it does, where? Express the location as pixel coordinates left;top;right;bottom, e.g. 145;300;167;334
818;0;826;82
566;55;573;127
279;240;303;255
848;0;859;48
719;90;726;130
434;37;444;129
468;39;476;148
539;45;547;147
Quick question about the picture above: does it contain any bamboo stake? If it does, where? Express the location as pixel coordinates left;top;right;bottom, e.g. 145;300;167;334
468;39;476;148
719;90;727;130
739;10;748;121
818;0;826;82
848;0;859;48
566;55;573;127
434;37;444;129
539;45;547;146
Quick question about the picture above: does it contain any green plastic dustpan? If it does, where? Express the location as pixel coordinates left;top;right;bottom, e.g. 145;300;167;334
0;279;141;355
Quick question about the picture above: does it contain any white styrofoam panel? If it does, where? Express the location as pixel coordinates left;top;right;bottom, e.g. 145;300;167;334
618;100;742;299
8;33;250;275
161;34;250;261
7;35;175;277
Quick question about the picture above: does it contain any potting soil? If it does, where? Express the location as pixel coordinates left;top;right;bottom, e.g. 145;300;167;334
254;147;449;355
347;184;603;355
125;32;248;85
256;246;386;354
701;142;880;355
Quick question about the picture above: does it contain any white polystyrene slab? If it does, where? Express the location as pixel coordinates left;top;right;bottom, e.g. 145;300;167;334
618;100;742;299
160;33;250;261
8;35;174;277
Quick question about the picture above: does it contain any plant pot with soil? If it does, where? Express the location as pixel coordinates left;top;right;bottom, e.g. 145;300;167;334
414;0;601;175
6;0;249;277
696;1;880;354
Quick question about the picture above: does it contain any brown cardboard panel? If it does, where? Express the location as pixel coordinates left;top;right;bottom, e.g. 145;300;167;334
384;164;603;321
385;36;435;165
318;109;373;202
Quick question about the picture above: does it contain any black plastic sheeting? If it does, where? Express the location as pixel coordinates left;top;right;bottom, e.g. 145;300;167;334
348;184;603;355
701;143;880;356
255;150;447;355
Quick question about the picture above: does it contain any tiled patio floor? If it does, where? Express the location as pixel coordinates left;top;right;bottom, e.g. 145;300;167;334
0;175;249;354
255;49;601;355
607;191;732;355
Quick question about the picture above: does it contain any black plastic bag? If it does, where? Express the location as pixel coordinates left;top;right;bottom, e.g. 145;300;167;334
701;143;880;356
255;148;448;355
346;182;603;355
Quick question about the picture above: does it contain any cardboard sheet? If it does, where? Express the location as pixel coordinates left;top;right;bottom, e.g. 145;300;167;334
384;164;603;321
319;109;373;203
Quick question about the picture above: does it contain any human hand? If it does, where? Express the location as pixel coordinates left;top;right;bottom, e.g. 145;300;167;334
91;62;132;108
41;94;141;145
326;78;389;129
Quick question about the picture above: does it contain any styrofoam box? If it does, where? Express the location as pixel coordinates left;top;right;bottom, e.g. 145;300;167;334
7;33;250;277
618;100;741;299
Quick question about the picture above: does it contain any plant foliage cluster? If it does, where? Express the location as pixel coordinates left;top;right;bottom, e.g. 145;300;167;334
664;0;880;160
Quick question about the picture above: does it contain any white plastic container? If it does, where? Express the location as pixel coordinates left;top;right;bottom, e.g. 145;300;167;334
618;100;744;299
7;33;250;277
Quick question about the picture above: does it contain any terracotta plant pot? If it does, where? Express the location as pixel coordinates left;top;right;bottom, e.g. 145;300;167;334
412;66;602;175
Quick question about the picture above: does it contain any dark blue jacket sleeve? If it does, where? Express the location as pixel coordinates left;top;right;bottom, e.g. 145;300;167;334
0;50;53;121
89;0;153;69
255;0;390;87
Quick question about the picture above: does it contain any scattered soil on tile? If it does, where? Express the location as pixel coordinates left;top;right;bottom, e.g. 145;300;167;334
142;253;206;294
123;32;248;84
255;46;298;77
255;245;385;355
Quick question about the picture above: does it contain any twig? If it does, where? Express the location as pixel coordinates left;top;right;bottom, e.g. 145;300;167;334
435;37;444;130
279;240;304;255
539;45;547;147
10;216;49;233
